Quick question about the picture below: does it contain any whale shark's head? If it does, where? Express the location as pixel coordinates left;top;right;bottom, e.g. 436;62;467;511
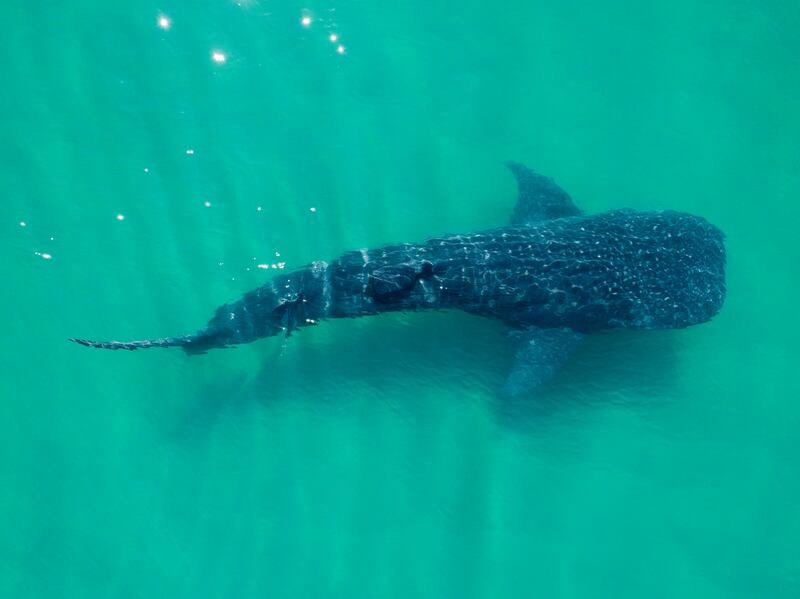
620;211;726;330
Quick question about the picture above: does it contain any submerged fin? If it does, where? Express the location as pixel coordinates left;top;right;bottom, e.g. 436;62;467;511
506;161;581;224
503;326;584;397
275;293;308;338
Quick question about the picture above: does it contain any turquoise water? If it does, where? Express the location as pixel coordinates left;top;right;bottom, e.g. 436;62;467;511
2;1;799;596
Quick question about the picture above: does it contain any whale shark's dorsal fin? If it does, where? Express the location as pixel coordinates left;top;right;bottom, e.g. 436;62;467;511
506;162;581;224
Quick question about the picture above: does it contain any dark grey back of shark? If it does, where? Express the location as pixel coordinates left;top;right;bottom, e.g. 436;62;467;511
71;165;725;353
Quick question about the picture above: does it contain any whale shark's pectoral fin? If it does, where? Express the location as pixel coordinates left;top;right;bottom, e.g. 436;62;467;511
503;326;584;398
506;162;582;224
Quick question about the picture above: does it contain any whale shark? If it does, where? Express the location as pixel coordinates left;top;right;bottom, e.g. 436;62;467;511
71;163;726;396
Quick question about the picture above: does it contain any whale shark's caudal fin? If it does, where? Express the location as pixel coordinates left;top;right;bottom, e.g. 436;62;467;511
506;162;582;224
69;332;217;353
503;326;584;398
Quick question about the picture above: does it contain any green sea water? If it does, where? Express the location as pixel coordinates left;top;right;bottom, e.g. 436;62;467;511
2;1;799;597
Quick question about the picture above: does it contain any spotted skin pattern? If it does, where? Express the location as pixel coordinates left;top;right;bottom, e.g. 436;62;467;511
71;166;726;369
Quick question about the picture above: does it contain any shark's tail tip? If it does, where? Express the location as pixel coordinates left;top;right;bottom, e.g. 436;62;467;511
69;334;206;351
69;337;133;350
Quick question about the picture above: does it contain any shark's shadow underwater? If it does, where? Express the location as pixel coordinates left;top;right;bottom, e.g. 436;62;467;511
166;319;682;442
165;317;682;442
72;162;726;397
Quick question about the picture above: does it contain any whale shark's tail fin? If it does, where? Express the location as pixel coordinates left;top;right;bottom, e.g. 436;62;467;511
69;331;221;353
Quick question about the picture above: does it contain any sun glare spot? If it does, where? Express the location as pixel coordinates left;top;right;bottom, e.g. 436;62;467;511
158;15;171;30
116;214;125;221
329;33;338;42
301;15;312;27
211;50;227;64
337;45;345;54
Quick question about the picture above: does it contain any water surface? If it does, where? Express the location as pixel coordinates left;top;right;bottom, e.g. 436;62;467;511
2;1;799;597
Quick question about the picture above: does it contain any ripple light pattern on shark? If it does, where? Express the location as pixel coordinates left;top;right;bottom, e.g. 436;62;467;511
71;163;726;395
